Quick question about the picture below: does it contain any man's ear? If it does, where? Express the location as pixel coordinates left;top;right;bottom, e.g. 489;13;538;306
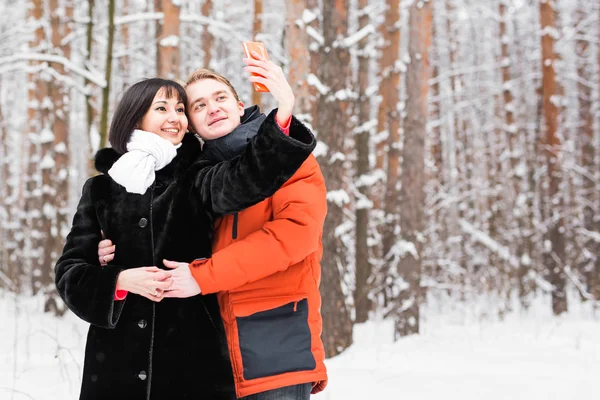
238;101;245;116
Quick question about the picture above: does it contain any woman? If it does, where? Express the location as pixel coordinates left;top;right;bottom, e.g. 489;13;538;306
55;78;315;400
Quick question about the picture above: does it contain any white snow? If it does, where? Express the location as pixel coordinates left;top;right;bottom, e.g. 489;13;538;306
0;53;106;87
305;26;325;46
306;73;329;95
336;24;376;49
301;9;317;25
159;35;180;47
327;189;351;207
1;292;598;400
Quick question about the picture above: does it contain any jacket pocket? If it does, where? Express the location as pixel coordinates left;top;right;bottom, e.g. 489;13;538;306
233;295;316;380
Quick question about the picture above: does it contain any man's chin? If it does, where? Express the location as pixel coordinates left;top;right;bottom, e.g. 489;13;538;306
207;128;230;140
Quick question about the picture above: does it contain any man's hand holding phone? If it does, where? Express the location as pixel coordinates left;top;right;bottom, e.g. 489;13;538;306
242;41;295;127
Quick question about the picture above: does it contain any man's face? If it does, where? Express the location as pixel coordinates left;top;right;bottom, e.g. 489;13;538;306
186;79;245;140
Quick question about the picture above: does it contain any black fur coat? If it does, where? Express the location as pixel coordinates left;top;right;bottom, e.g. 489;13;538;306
55;111;315;400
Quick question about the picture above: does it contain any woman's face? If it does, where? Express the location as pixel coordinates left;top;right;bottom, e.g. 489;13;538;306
138;88;188;146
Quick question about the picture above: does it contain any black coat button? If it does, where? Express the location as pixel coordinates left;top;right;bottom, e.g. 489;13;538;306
139;218;148;228
138;371;147;380
138;319;147;329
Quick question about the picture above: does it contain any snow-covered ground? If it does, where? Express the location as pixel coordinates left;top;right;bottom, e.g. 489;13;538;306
1;292;598;400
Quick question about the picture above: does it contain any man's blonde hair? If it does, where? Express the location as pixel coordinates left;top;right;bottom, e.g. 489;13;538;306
185;68;241;102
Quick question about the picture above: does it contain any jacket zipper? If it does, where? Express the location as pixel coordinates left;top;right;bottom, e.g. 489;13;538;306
232;212;238;240
146;185;156;400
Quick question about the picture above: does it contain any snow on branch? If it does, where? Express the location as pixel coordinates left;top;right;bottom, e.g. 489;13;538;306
116;12;164;25
459;219;519;268
301;9;318;25
306;73;329;95
64;13;165;46
579;229;600;243
0;53;106;87
334;24;376;48
355;169;386;188
564;265;598;304
180;14;245;41
327;189;350;207
358;2;387;19
353;118;377;135
305;26;324;46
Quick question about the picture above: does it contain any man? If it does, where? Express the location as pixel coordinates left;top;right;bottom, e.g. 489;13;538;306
100;54;328;400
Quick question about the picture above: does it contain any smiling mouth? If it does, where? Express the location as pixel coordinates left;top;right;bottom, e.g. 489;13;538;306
209;117;227;126
161;128;180;134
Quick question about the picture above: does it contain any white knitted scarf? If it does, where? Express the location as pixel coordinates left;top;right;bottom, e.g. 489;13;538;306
108;129;182;194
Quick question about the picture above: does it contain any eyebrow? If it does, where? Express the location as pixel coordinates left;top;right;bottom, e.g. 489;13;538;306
189;90;228;108
153;100;184;106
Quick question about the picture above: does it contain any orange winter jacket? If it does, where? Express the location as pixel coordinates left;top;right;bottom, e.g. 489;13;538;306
190;155;328;398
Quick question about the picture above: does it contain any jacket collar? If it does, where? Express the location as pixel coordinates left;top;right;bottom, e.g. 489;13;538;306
94;132;202;174
201;105;266;163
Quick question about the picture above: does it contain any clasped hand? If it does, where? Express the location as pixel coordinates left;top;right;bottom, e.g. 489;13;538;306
100;239;201;302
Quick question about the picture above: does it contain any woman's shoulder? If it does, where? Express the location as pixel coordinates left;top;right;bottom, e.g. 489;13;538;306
94;148;121;174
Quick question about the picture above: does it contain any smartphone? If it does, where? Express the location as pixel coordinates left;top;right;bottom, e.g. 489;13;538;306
242;41;270;92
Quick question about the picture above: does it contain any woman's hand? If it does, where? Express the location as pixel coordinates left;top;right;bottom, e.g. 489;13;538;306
116;267;173;302
98;238;115;266
162;260;201;298
243;51;295;126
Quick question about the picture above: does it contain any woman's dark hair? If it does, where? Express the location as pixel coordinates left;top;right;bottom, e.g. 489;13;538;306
108;78;188;154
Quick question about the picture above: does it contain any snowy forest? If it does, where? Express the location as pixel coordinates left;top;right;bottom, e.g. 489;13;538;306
0;0;599;373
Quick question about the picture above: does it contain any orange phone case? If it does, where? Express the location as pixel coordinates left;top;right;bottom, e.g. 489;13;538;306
242;41;270;92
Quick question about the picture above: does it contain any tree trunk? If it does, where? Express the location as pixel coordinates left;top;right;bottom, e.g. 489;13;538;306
305;0;320;127
379;0;402;311
0;92;11;289
26;0;48;296
442;0;463;280
99;0;115;149
575;2;599;302
508;6;535;308
252;0;263;110
539;0;567;315
488;0;512;316
120;0;130;89
201;0;213;69
85;0;96;153
353;0;373;324
594;0;600;302
393;0;432;338
316;0;353;357
285;0;312;123
375;0;401;219
156;0;181;79
42;0;72;315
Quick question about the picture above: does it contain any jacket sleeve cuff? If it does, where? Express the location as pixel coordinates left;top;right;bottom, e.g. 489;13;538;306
276;115;291;136
190;258;218;294
114;289;128;301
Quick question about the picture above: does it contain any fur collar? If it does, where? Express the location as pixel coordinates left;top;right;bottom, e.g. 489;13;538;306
94;132;203;174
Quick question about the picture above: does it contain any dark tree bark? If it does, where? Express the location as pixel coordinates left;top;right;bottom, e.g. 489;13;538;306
353;0;373;324
155;0;181;79
539;0;567;315
316;0;353;357
393;0;432;338
99;0;115;149
201;0;214;69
